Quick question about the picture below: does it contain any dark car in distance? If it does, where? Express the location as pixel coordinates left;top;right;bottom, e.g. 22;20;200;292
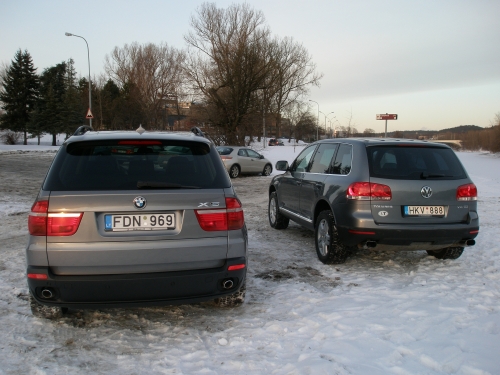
268;138;284;146
268;138;479;264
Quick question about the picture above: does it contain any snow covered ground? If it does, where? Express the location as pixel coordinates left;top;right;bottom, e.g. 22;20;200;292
0;138;499;374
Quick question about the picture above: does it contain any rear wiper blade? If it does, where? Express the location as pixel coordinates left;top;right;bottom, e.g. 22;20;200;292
137;181;200;189
420;172;447;179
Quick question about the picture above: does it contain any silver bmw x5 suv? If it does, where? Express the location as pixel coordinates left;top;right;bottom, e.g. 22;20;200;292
27;127;247;318
268;138;479;264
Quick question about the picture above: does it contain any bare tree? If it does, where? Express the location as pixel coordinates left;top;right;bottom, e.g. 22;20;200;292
105;42;185;129
363;128;376;137
266;37;322;137
184;3;274;145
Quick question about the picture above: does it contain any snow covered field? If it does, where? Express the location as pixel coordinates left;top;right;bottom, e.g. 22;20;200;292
0;140;499;374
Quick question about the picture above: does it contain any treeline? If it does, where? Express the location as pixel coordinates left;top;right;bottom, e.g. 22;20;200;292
0;3;322;146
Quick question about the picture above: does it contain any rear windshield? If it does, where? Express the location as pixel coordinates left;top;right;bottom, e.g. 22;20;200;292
367;146;467;180
44;139;231;191
216;146;233;156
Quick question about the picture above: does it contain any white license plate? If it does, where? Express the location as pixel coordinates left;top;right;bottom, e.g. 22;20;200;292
404;206;445;216
105;213;175;231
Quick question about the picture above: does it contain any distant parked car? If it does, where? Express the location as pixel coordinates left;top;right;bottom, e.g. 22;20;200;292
217;146;273;178
268;138;284;146
268;138;479;264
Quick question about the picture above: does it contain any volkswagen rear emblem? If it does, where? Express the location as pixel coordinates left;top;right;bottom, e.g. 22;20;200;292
421;186;432;198
133;196;146;209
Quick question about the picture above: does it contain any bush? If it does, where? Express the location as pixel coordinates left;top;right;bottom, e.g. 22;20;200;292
0;131;21;145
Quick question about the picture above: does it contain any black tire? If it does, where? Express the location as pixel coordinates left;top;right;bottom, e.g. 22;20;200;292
315;210;349;264
262;164;272;176
29;292;64;319
229;164;240;178
268;191;289;229
427;246;464;260
214;281;246;307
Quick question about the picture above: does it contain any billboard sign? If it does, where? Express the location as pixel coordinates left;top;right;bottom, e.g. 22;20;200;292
376;114;398;120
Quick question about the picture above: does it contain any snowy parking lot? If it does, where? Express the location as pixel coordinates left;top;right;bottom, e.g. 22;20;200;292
0;145;499;374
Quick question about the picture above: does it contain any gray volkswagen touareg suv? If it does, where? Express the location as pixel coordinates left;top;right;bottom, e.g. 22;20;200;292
268;138;479;264
27;126;247;318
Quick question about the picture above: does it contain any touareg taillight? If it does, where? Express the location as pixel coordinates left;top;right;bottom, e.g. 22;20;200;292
456;183;477;201
347;182;392;201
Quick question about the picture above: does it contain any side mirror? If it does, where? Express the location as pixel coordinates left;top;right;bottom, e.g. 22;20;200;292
275;160;289;171
259;154;264;159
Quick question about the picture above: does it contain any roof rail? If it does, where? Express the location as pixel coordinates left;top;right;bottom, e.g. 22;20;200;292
73;125;93;136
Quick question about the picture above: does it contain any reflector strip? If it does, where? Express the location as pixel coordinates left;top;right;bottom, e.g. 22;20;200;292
27;273;48;280
228;264;246;271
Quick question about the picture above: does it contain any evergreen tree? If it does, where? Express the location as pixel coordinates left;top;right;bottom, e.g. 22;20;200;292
32;62;67;145
62;59;84;136
0;49;39;144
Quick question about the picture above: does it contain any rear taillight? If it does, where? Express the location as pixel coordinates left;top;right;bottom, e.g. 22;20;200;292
347;182;392;201
28;200;83;236
457;183;477;201
220;156;233;160
195;197;244;231
228;264;246;271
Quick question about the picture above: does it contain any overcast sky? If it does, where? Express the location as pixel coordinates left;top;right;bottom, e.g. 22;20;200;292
1;0;499;133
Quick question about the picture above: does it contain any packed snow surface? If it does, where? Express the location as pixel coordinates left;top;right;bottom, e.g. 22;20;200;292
0;138;499;374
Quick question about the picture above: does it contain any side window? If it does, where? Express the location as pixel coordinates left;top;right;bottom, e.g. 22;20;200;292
292;145;317;172
309;143;338;174
246;149;260;158
238;149;248;157
332;144;353;175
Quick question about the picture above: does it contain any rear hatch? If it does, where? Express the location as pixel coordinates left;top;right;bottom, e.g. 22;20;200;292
366;145;476;225
42;137;232;275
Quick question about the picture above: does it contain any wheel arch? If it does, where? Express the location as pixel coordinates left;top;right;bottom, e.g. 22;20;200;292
314;199;334;227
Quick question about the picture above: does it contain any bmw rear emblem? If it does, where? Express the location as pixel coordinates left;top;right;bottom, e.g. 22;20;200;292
133;196;146;209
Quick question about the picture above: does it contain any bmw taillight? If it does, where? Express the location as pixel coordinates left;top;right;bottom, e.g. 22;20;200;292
28;200;83;236
195;197;244;231
347;182;392;201
456;183;477;201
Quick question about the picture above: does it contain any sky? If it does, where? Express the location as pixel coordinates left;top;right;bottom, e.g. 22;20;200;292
1;0;499;133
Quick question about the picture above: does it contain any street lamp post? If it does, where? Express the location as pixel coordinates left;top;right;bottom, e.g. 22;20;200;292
65;32;92;128
325;111;334;137
309;99;319;141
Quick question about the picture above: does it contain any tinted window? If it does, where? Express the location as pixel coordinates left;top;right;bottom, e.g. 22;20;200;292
309;143;338;174
332;144;352;175
238;149;248;157
292;145;317;172
367;146;467;180
44;140;230;190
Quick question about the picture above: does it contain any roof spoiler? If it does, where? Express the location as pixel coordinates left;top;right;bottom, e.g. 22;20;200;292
73;125;93;136
191;126;214;144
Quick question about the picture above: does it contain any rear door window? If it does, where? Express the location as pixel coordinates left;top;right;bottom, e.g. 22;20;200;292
367;146;466;180
332;144;353;175
44;139;230;190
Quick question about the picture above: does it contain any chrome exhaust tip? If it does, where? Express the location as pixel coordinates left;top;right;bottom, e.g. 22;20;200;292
222;279;234;289
41;289;53;299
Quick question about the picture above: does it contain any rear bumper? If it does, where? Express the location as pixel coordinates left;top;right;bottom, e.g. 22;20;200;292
338;225;479;250
27;257;246;308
